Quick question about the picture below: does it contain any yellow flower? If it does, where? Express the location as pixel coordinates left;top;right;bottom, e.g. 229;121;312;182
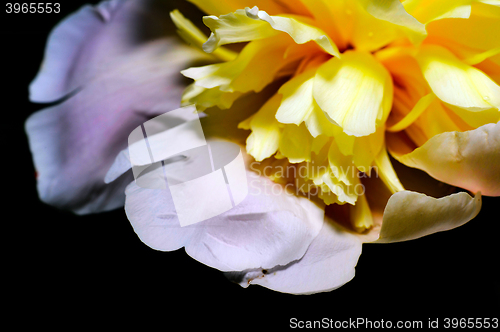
172;0;499;234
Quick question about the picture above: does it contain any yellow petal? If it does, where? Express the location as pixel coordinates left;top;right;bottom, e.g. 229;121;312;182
203;7;340;57
313;51;393;137
416;45;500;111
182;36;292;93
202;86;280;145
351;8;401;52
278;123;312;164
328;141;357;187
300;1;425;52
359;0;427;45
352;125;385;174
474;56;500;85
387;93;436;132
463;47;500;66
396;122;500;196
276;68;316;125
276;61;347;139
405;100;473;146
170;10;237;62
188;0;286;16
243;94;282;162
403;0;474;24
374;148;405;194
181;84;243;111
350;193;374;232
247;8;341;57
425;2;500;61
446;104;500;128
295;0;352;50
203;9;280;52
304;104;343;138
374;191;481;243
477;0;500;6
302;140;331;186
321;171;359;205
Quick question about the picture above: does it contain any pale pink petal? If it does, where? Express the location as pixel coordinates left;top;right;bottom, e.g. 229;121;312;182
26;41;202;214
29;0;183;103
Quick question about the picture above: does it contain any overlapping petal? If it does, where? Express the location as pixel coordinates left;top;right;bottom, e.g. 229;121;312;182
240;94;282;162
313;51;393;137
416;45;500;112
124;148;325;272
187;0;288;17
26;0;500;295
182;35;295;94
225;220;362;294
392;122;500;196
374;191;481;243
359;0;427;44
202;7;340;57
170;9;237;61
403;0;475;24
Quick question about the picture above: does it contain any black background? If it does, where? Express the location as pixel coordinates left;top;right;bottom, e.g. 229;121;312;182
3;0;499;329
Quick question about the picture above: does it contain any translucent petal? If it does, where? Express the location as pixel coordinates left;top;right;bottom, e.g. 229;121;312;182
203;9;280;52
188;0;286;16
403;0;474;24
352;126;385;174
321;171;358;205
248;8;340;57
125;158;325;272
374;148;405;194
313;51;392;137
26;42;192;214
181;84;243;111
225;221;362;294
170;10;237;62
276;68;316;125
405;100;472;147
183;36;293;93
350;193;374;232
304;104;341;138
374;191;481;243
416;45;500;111
243;94;282;162
278;124;312;163
395;122;500;196
359;0;427;44
425;2;500;61
328;142;357;187
202;7;340;57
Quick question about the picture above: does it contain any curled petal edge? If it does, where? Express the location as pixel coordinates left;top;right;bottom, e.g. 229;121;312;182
373;190;482;244
393;122;500;196
225;220;362;295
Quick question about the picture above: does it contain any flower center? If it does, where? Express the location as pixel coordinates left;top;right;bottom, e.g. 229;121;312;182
174;0;500;231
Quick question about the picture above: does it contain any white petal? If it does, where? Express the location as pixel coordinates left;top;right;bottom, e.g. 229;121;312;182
124;150;325;271
225;220;362;294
